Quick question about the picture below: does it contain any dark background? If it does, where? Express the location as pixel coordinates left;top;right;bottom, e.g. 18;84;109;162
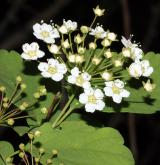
1;0;160;165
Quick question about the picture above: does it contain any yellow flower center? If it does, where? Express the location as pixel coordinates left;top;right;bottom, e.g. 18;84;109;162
40;31;50;38
28;50;36;57
76;75;84;86
88;95;97;104
112;85;120;94
47;66;57;74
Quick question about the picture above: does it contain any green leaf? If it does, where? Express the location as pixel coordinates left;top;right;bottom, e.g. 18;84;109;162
0;50;58;126
32;121;134;165
0;141;14;164
103;52;160;114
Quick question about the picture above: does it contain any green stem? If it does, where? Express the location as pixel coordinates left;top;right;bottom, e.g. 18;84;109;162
69;33;74;53
52;94;75;128
30;139;34;165
55;107;74;127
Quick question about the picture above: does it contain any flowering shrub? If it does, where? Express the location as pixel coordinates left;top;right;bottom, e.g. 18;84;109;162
0;5;160;165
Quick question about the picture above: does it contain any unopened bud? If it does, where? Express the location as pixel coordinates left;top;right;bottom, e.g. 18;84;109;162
101;38;111;47
19;152;25;158
33;92;40;99
93;5;105;17
142;80;156;92
102;71;112;81
20;83;26;90
122;47;131;57
104;49;112;58
3;97;8;102
80;26;89;34
7;119;14;127
75;55;84;64
28;132;34;140
39;148;45;154
68;54;76;63
16;76;22;83
35;157;40;163
107;32;117;41
3;103;8;108
77;47;85;54
6;157;12;163
47;159;52;164
52;149;58;156
89;42;97;50
61;39;70;49
19;143;25;150
34;130;41;137
114;60;123;67
49;44;60;54
92;57;101;65
41;107;48;114
0;86;6;92
74;34;82;44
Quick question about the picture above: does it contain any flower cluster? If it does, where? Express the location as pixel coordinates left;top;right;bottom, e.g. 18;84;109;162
21;6;154;113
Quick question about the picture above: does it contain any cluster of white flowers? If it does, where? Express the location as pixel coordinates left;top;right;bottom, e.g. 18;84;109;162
20;5;154;113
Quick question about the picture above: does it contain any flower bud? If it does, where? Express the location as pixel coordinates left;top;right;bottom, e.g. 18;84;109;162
77;47;85;54
33;92;40;99
75;55;84;64
107;32;117;41
46;159;52;164
28;132;34;140
61;39;70;49
68;54;76;63
39;86;47;96
41;107;48;114
49;44;60;54
3;97;8;102
34;130;41;137
39;148;45;154
52;149;58;156
3;103;8;108
19;143;25;150
20;83;26;90
93;5;105;17
101;71;112;81
122;47;131;57
74;34;82;44
35;157;40;163
104;49;112;58
7;118;14;126
80;26;89;34
0;86;6;92
6;157;12;163
16;76;22;83
114;60;123;67
89;42;97;50
92;57;101;65
19;152;25;158
101;38;111;47
142;80;156;92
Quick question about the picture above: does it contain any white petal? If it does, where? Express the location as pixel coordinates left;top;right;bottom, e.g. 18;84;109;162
47;58;57;66
105;81;113;87
71;67;80;76
112;94;122;104
41;71;51;78
22;43;30;53
114;79;124;88
82;72;91;81
143;67;153;77
51;73;63;81
67;75;76;84
38;62;48;72
95;100;105;111
79;93;88;104
85;103;96;113
30;42;39;50
82;81;91;89
58;63;67;74
94;89;104;99
120;89;130;98
104;87;113;97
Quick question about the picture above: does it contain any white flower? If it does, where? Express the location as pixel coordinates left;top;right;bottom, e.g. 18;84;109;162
89;26;106;39
93;5;105;17
79;88;105;113
68;67;91;89
141;60;153;77
107;32;117;41
33;23;59;43
128;61;143;78
38;59;67;81
121;36;143;60
21;42;45;60
104;79;130;103
128;60;153;78
59;20;77;34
